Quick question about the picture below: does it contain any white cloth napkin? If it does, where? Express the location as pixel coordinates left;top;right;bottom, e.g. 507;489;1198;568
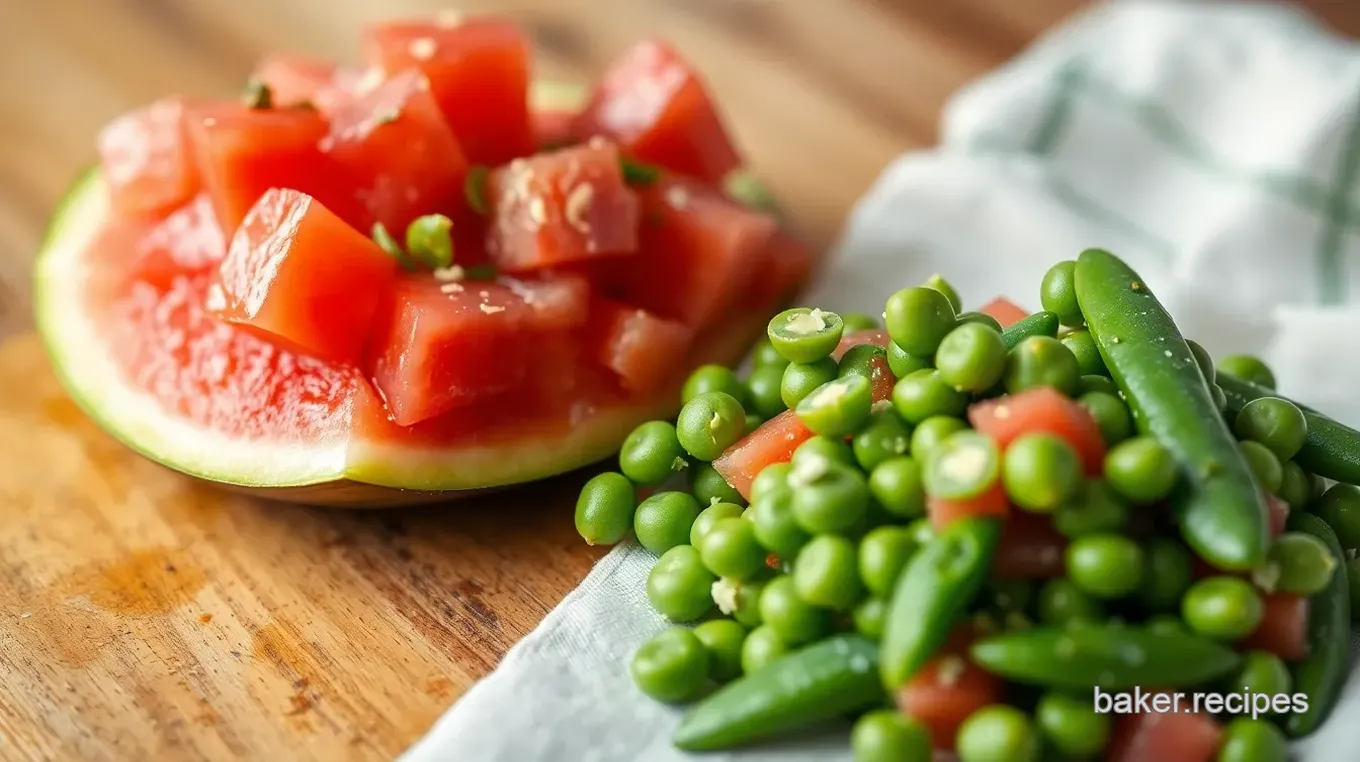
402;2;1360;759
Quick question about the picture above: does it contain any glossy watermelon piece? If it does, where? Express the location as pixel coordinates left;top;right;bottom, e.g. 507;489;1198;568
896;628;1003;752
978;296;1029;329
712;410;814;500
210;189;398;365
501;270;593;331
600;176;777;327
588;299;692;395
322;68;469;233
362;18;533;164
992;513;1067;579
251;53;353;109
97;97;200;217
1239;593;1309;662
486;141;641;271
533;107;577;149
574;39;740;183
928;482;1010;530
120;194;226;290
969;387;1107;474
1107;710;1222;762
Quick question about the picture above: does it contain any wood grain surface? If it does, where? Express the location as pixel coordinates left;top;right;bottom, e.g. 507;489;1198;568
1;1;1356;760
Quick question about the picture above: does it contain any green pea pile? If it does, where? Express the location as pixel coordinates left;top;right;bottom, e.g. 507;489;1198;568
573;250;1360;761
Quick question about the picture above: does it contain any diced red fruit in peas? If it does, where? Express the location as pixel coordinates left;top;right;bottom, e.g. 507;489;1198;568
500;270;593;332
486;141;641;272
367;279;537;427
713;410;815;501
928;480;1010;530
587;299;692;396
533;107;578;149
598;176;777;328
992;512;1067;579
574;38;741;184
1239;593;1310;662
362;18;534;165
126;194;226;288
1107;710;1222;762
748;230;817;307
251;53;352;110
98;97;201;217
321;68;469;234
1266;493;1290;537
209;188;397;365
896;627;1003;752
978;296;1029;329
968;387;1107;474
184;102;354;234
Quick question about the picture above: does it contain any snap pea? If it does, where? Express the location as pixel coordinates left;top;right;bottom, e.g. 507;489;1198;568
673;634;883;751
1218;373;1360;486
1283;512;1352;738
880;517;1001;689
1000;310;1061;350
1074;248;1268;571
969;625;1241;690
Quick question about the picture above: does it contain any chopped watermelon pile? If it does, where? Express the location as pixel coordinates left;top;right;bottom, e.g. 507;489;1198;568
59;15;816;491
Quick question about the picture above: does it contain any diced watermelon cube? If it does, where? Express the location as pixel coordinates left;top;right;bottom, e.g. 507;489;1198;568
1107;710;1222;762
992;513;1067;579
979;296;1029;329
587;299;691;395
362;18;533;165
532;106;577;149
322;68;469;234
97;97;201;217
1239;593;1309;662
574;39;741;183
250;53;354;110
969;387;1107;474
486;141;641;271
749;230;816;307
500;271;593;331
712;410;815;501
209;188;397;365
928;482;1011;530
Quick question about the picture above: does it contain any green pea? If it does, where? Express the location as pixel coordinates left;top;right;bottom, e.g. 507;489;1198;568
851;710;932;762
634;491;702;554
868;456;926;519
910;415;969;463
404;213;454;269
796;375;873;437
1077;374;1119;396
1254;531;1337;596
758;575;829;645
1040;260;1083;326
1212;384;1229;414
690;501;745;547
1053;480;1130;538
885;286;957;357
793;534;864;610
781;357;839;409
1218;354;1276;389
852;597;888;642
1235;397;1308;463
690;461;746;507
852;409;912;472
1061;329;1106;376
924;273;964;315
745;364;788;419
749;462;792;504
682;364;750;407
647;546;716;622
955;311;1004;334
859;526;918;598
1226;651;1291;698
631;627;710;703
1312;483;1360;551
838;343;888;382
1186;339;1216;385
791;437;856;472
1078;391;1133;445
1066;534;1144;599
740;624;789;674
1217;718;1288;762
1137;538;1193;611
726;577;766;628
691;619;746;683
956;705;1041;762
1004;336;1080;396
923;431;1002;501
752;337;790;371
619;421;687;486
1238;440;1283;495
887;341;931;379
1104;436;1177;504
840;311;881;333
892;369;968;423
1181;576;1264;641
574;471;637;546
698;517;767;580
1038;579;1104;625
768;307;844;363
1278;462;1312;512
1001;433;1083;513
1036;692;1111;759
790;461;869;535
748;491;810;558
677;392;747;462
935;322;1008;393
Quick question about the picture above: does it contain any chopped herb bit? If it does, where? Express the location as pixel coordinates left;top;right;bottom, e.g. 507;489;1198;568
242;79;274;110
723;170;778;215
371;222;416;271
620;157;661;187
405;214;455;270
293;100;319;112
464;264;499;281
465;165;491;216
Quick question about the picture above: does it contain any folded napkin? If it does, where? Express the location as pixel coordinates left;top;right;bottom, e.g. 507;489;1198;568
402;2;1360;759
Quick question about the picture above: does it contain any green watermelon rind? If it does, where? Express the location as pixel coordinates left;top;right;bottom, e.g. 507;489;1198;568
33;81;785;494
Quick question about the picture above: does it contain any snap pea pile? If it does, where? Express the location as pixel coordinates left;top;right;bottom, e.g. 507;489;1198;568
573;248;1360;761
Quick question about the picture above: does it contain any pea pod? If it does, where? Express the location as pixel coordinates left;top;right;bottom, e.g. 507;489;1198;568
673;634;882;751
1218;374;1360;486
1074;249;1268;571
969;625;1241;690
1001;310;1061;350
880;517;1001;690
1283;512;1351;738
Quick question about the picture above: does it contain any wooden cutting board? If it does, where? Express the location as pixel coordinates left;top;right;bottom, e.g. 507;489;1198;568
3;1;1357;760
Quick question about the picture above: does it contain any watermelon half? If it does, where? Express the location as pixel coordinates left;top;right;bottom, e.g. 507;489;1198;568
34;83;801;506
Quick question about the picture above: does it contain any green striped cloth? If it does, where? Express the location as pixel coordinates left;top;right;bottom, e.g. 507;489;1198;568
403;3;1359;761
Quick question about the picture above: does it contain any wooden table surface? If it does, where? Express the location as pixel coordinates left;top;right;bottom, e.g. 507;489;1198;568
2;1;1357;760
